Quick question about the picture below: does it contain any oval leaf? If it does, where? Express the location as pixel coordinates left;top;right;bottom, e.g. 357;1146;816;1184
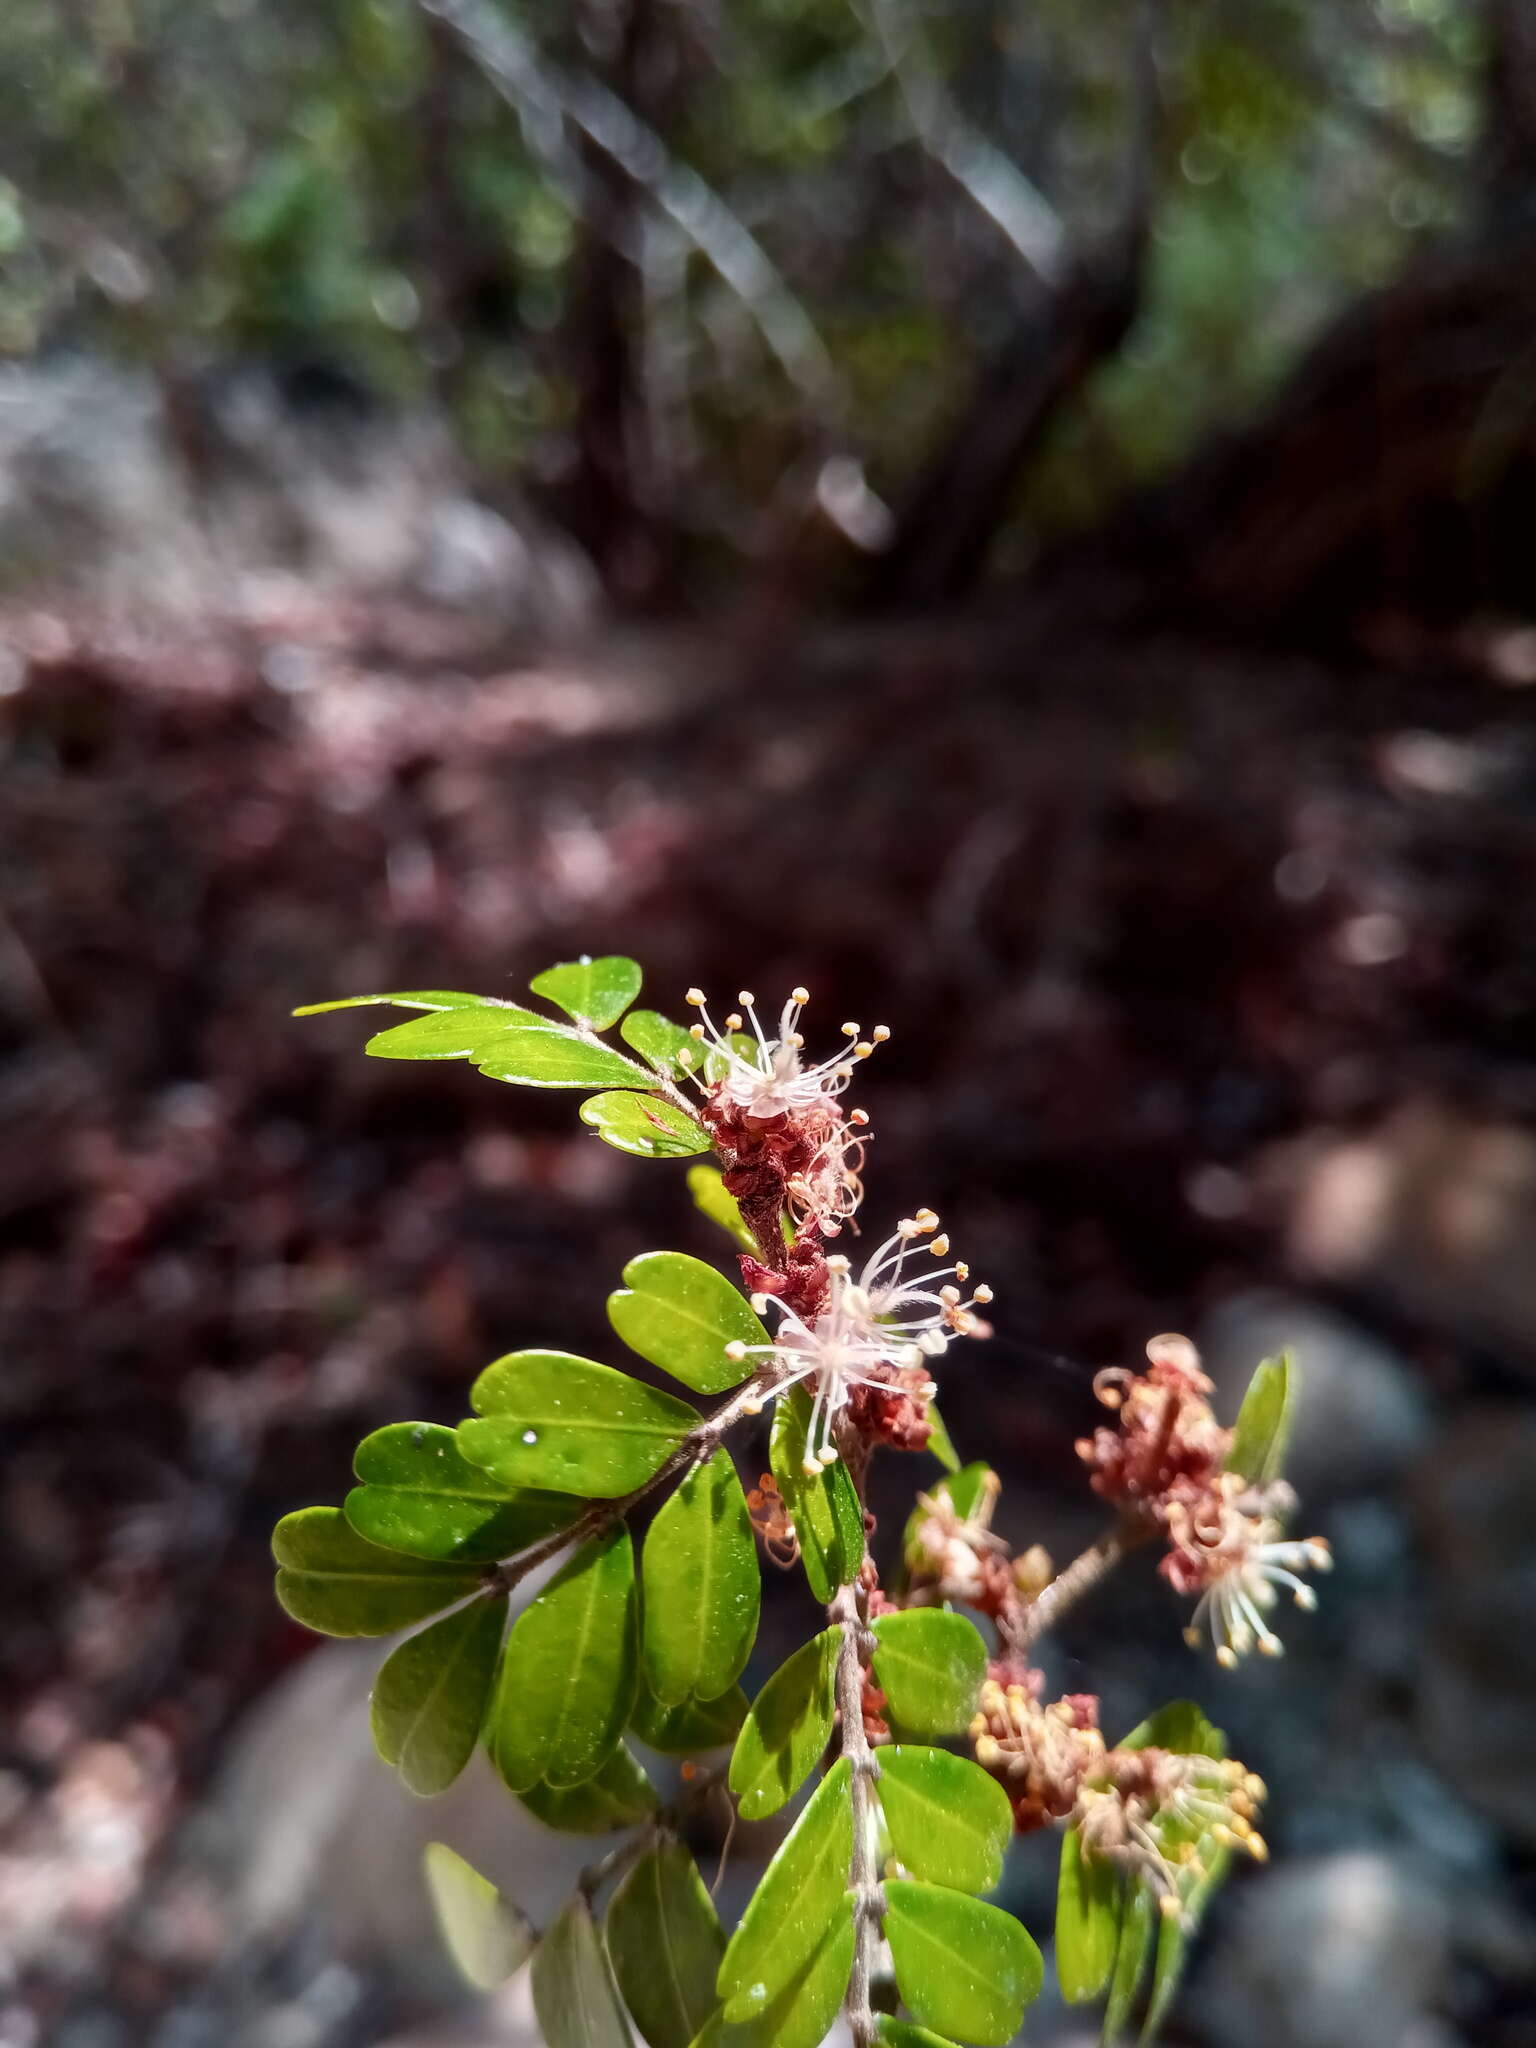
273;1507;480;1637
718;1759;852;2020
609;1839;726;2048
516;1745;659;1834
695;1915;854;2048
367;1007;650;1090
871;1611;987;1737
1225;1353;1293;1486
1055;1826;1123;2004
643;1451;759;1705
296;990;508;1016
769;1386;866;1603
609;1253;767;1395
462;1351;698;1498
347;1422;581;1561
622;1009;706;1078
728;1630;839;1822
877;1747;1012;1895
487;1525;638;1791
582;1092;712;1159
630;1678;748;1755
533;1895;634;2048
531;956;643;1030
876;2023;963;2048
1117;1700;1225;1758
371;1592;507;1795
423;1842;535;1990
884;1880;1043;2047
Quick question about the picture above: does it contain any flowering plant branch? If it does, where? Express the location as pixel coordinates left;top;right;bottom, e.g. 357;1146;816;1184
273;957;1326;2047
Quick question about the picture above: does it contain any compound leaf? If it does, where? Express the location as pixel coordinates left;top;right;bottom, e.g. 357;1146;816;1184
531;956;643;1031
608;1839;725;2048
876;1747;1012;1895
642;1451;759;1705
884;1881;1042;2047
870;1611;987;1738
718;1759;852;2021
462;1352;698;1498
582;1093;712;1159
728;1630;839;1821
347;1422;580;1562
609;1253;766;1395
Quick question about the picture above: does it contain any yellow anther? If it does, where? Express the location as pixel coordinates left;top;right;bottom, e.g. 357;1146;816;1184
854;1042;874;1059
872;1025;891;1041
689;1022;706;1040
850;1108;870;1126
738;991;755;1008
791;987;809;1005
928;1235;951;1257
724;1341;747;1360
686;988;706;1006
725;1013;743;1031
841;1021;859;1038
973;1284;994;1304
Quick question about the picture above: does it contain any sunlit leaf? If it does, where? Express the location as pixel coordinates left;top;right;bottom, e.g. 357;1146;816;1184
371;1592;506;1795
530;955;643;1030
533;1895;634;2048
273;1507;481;1637
622;1009;705;1079
693;1914;854;2048
581;1092;712;1158
629;1676;748;1755
925;1404;961;1474
769;1386;866;1603
718;1759;851;2019
608;1839;725;2048
876;1747;1012;1894
1117;1700;1225;1758
366;1006;651;1089
422;1842;535;1991
346;1422;580;1561
1225;1352;1293;1486
686;1166;757;1254
1101;1883;1155;2045
642;1451;759;1705
899;1463;995;1579
884;1880;1042;2046
609;1253;766;1395
462;1351;698;1497
295;990;510;1016
875;2021;962;2048
870;1610;987;1737
728;1630;839;1821
516;1745;659;1834
486;1526;637;1791
1056;1826;1123;2004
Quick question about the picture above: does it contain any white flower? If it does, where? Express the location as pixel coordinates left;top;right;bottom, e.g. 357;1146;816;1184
725;1211;993;1472
683;986;888;1121
1179;1496;1332;1669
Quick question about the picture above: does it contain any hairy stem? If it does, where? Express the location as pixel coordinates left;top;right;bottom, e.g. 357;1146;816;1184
1007;1516;1150;1654
831;1579;882;2048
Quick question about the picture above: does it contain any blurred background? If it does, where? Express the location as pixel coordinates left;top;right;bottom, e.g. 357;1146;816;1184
4;1;1536;2043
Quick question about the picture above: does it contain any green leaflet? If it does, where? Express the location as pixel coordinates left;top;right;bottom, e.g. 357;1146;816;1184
1225;1353;1294;1485
630;1677;748;1755
581;1092;712;1158
1101;1883;1156;2045
486;1526;638;1791
876;2023;962;2048
1056;1826;1123;2004
608;1840;726;2048
422;1842;536;1991
1141;1842;1230;2043
366;1005;651;1090
717;1759;852;2021
622;1009;707;1079
346;1422;581;1561
925;1404;962;1475
608;1253;766;1395
533;1896;635;2048
371;1592;507;1795
870;1610;988;1737
769;1387;865;1603
728;1630;839;1821
272;1507;481;1637
516;1745;659;1834
1117;1700;1225;1758
642;1451;759;1705
462;1351;698;1497
883;1880;1043;2047
530;955;643;1031
876;1747;1012;1895
295;990;507;1016
692;1914;854;2048
685;1166;757;1254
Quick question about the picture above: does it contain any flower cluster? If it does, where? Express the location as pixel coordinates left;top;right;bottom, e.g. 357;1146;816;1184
1076;1334;1329;1666
970;1674;1108;1834
686;986;993;1472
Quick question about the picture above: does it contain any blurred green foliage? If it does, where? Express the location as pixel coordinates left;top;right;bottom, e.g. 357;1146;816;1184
0;0;1482;536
